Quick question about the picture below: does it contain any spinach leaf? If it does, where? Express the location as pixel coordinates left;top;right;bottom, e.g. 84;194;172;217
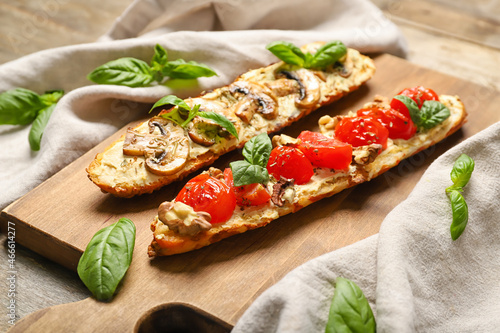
87;57;154;87
266;41;306;67
230;133;272;186
448;190;469;241
163;59;217;79
77;218;136;301
325;277;376;333
419;100;450;129
0;88;46;125
28;104;56;151
445;154;474;240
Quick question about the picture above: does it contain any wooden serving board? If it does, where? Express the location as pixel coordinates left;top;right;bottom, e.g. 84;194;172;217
1;54;499;332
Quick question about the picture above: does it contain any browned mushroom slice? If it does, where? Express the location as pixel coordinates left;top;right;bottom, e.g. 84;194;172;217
264;78;301;97
230;81;279;123
187;116;229;146
275;69;321;110
145;135;190;176
123;129;169;156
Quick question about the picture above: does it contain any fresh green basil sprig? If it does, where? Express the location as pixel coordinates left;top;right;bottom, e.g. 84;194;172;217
230;133;272;187
325;277;376;333
0;88;64;151
87;44;217;87
150;95;238;139
77;218;136;301
266;41;347;70
393;95;450;130
445;154;474;240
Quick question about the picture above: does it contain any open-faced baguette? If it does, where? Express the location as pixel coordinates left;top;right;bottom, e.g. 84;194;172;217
87;42;376;197
148;93;467;257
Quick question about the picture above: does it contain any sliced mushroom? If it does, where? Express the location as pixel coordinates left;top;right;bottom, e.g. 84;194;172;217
187;116;230;146
123;128;169;156
276;69;321;110
145;135;190;176
271;177;295;207
230;81;279;123
158;201;212;237
264;78;300;97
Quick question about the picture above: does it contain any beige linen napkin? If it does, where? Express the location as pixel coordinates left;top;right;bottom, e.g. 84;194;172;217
0;0;406;210
232;121;500;332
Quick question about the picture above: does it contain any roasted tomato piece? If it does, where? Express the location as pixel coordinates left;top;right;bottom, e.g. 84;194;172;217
296;131;352;170
176;174;236;224
390;86;439;120
266;146;314;185
334;116;389;149
223;168;271;206
357;107;416;140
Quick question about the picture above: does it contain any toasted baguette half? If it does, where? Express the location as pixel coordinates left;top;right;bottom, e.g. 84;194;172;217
148;94;467;257
87;43;375;197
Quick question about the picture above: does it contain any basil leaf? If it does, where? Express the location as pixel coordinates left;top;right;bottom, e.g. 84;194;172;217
0;88;46;125
198;111;239;139
266;41;306;67
325;277;376;333
230;160;269;187
163;59;217;79
28;104;56;151
77;218;136;301
447;154;475;191
151;44;168;67
150;95;191;113
393;95;421;127
310;41;347;69
87;57;154;87
447;190;468;241
419;100;450;129
40;89;64;106
181;104;200;127
242;133;272;167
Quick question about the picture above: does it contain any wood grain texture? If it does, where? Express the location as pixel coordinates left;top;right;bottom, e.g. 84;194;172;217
1;54;499;332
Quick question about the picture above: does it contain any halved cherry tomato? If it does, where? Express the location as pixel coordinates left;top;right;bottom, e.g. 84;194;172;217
357;107;416;140
223;168;271;206
296;131;352;170
390;86;439;121
334;116;389;149
176;173;236;224
266;146;314;185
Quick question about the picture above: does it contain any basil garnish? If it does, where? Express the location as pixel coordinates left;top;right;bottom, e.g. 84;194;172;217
77;218;136;301
0;88;64;151
266;40;347;70
150;95;238;139
87;44;216;87
445;154;474;240
230;133;272;186
325;277;376;333
393;95;450;130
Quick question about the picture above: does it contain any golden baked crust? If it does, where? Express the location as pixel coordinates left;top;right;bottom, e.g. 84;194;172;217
148;94;467;257
87;43;376;197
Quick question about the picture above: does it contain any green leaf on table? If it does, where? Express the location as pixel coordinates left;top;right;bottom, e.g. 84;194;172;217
448;190;469;241
0;88;46;125
28;104;56;151
447;153;475;192
77;218;136;301
87;57;154;87
325;277;376;333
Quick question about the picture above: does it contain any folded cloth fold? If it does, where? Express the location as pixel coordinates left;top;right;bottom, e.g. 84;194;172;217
232;121;500;333
0;0;406;209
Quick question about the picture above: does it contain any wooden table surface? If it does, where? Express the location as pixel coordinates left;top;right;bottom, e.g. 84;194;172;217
0;0;499;332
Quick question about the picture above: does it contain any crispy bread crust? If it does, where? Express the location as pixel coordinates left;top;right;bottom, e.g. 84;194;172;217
87;45;376;197
148;95;468;257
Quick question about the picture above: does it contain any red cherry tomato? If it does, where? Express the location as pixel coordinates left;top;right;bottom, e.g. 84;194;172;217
176;173;236;224
390;86;439;121
267;146;314;185
223;168;271;206
334;116;389;149
357;107;416;140
296;131;352;170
